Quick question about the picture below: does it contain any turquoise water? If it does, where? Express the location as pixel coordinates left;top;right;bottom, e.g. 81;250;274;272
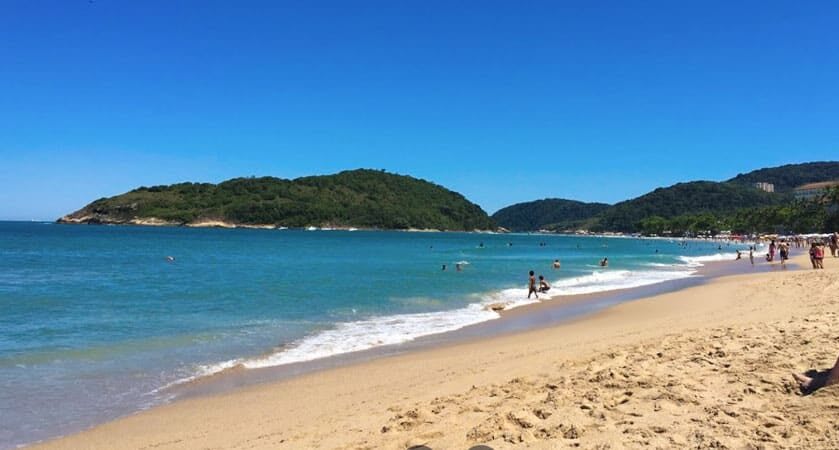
0;222;748;448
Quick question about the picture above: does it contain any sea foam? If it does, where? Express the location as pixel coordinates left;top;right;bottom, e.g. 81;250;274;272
175;260;710;383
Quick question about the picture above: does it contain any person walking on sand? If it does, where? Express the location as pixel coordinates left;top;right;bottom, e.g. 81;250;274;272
793;353;839;393
749;246;754;265
779;242;789;268
768;240;776;262
814;243;825;269
527;270;539;299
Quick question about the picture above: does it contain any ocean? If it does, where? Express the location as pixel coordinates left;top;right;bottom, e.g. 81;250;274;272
0;221;752;448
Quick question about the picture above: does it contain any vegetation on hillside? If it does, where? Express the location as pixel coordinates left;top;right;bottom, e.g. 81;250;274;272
59;169;495;230
727;161;839;192
592;181;790;232
636;187;839;236
61;161;839;235
491;199;610;231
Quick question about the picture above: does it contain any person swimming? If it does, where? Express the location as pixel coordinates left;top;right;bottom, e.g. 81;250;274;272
600;257;608;267
552;259;561;269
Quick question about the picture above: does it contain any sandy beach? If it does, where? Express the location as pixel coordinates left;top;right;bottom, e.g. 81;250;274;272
31;251;839;449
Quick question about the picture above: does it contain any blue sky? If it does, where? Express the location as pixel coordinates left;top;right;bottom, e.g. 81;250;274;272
1;1;837;220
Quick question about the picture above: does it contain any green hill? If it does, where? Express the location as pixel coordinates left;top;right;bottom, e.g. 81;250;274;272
727;161;839;192
491;199;610;231
58;169;495;231
592;181;789;232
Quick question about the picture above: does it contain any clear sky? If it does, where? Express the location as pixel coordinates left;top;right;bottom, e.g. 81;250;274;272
1;1;837;220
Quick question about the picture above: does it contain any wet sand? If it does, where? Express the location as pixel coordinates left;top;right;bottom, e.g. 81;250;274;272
32;251;839;449
167;251;789;400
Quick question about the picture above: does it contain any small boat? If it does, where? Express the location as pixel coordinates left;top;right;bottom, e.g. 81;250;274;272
306;226;318;231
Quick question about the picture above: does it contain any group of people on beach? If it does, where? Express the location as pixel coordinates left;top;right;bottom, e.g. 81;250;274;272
766;239;791;266
527;270;551;299
528;254;610;299
781;232;838;270
735;233;839;270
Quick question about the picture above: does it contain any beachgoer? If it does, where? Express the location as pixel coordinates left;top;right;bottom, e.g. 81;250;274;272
814;243;825;269
441;264;447;271
456;263;462;272
779;242;789;267
749;247;754;265
528;270;539;299
793;353;839;393
538;275;551;293
736;250;742;260
830;233;838;257
600;257;608;267
552;259;561;269
809;243;817;269
769;240;776;262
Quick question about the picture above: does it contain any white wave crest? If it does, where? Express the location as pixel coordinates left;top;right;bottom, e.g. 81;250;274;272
678;253;739;267
549;269;696;296
170;251;735;384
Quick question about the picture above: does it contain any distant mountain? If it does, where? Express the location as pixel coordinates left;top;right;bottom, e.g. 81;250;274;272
592;181;790;232
494;162;839;233
58;169;495;231
491;199;610;231
727;161;839;192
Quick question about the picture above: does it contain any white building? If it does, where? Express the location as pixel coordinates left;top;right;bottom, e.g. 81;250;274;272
753;182;774;192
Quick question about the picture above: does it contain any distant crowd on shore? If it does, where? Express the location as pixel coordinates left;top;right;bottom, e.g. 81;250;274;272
738;232;837;270
807;232;838;269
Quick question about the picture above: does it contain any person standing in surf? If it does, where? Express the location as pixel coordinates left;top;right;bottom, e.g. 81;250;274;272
528;270;539;299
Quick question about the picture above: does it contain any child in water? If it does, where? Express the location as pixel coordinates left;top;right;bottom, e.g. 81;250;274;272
528;270;539;299
538;275;551;293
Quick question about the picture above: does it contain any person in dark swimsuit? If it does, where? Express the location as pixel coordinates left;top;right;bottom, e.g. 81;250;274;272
527;270;539;299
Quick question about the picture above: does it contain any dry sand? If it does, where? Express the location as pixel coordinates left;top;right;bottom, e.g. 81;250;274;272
32;252;839;449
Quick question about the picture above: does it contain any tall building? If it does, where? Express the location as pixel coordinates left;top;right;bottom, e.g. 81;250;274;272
793;181;839;200
753;182;774;193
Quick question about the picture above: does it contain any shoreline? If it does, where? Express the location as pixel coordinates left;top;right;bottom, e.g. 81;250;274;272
159;247;770;402
27;252;831;449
